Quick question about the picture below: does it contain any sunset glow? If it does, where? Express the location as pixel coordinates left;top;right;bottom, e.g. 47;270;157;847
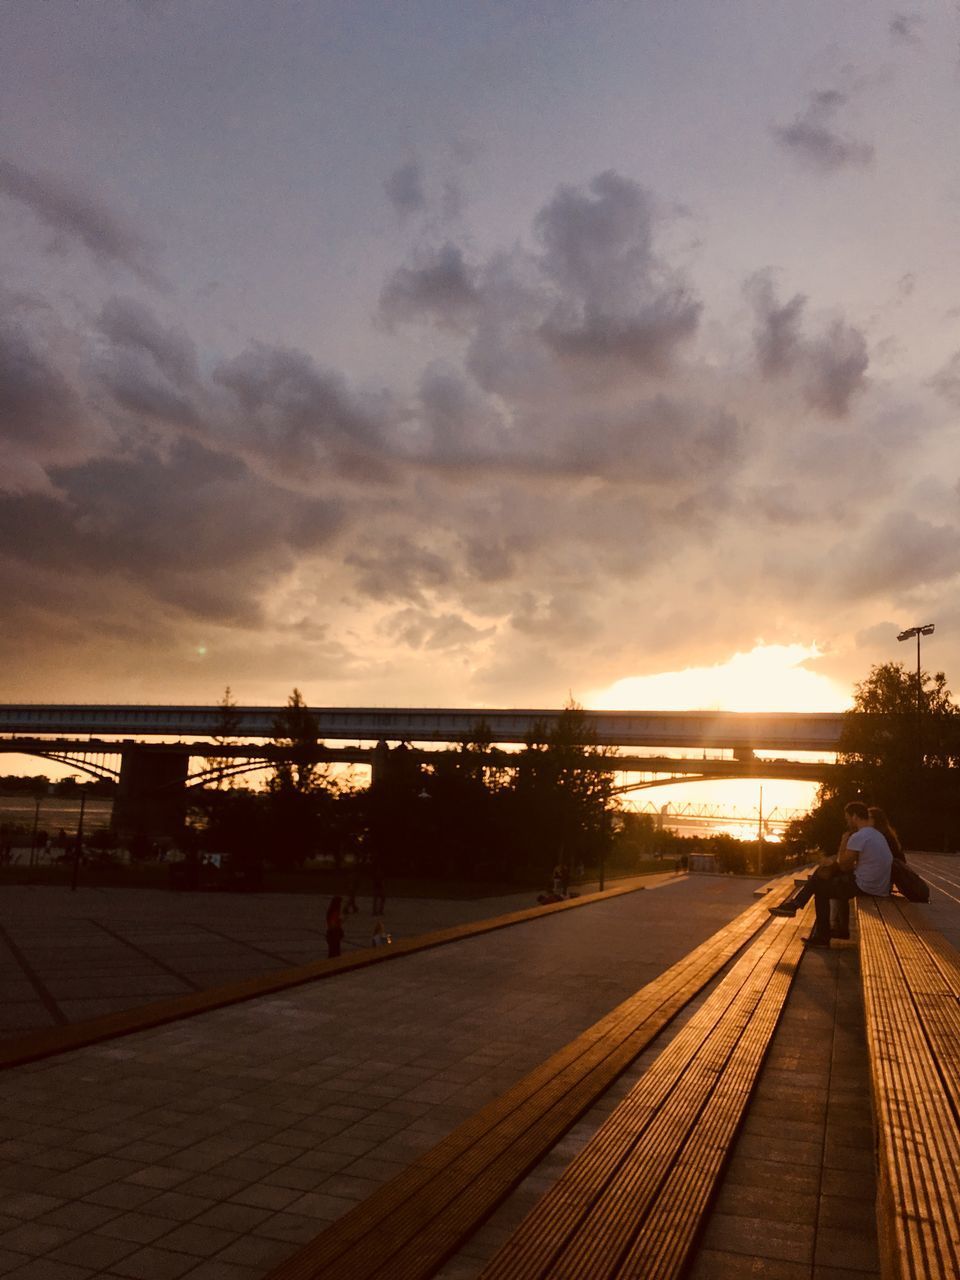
588;644;851;715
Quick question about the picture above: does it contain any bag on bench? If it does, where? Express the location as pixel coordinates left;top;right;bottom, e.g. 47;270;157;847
890;859;930;903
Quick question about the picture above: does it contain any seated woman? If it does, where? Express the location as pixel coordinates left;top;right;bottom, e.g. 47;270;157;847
769;801;893;947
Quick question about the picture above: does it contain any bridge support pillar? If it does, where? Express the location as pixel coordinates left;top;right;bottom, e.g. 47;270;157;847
112;748;191;845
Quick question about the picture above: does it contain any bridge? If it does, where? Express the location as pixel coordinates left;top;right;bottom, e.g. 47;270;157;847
0;704;842;840
0;704;843;750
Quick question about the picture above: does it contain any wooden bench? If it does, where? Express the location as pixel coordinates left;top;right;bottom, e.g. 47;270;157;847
476;902;812;1279
858;895;960;1279
264;881;799;1280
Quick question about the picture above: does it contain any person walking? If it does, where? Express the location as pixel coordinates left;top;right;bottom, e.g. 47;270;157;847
325;895;344;959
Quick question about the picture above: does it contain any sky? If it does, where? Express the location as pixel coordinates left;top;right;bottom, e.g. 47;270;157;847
1;1;959;716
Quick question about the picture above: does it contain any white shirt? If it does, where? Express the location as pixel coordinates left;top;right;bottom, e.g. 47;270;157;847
847;826;893;895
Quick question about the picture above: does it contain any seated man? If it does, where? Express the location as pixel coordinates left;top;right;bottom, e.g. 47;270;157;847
769;801;893;947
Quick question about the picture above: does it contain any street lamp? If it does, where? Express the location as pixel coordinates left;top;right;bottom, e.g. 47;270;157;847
897;623;935;763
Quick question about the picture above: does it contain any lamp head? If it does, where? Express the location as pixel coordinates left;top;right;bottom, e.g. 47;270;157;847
897;624;935;642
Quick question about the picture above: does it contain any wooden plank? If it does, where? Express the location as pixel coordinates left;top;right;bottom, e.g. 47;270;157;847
479;909;808;1280
264;881;797;1280
280;906;770;1280
876;900;960;1123
859;898;960;1280
616;932;804;1279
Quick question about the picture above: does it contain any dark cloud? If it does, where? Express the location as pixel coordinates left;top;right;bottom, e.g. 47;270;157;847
0;437;342;623
389;607;492;651
772;91;875;172
379;243;480;330
746;272;868;416
383;160;426;219
345;538;454;604
889;12;923;45
0;315;83;447
0;156;165;289
95;298;204;429
746;272;806;376
838;511;960;597
97;298;198;385
804;319;870;416
534;172;700;369
930;351;960;406
213;341;392;481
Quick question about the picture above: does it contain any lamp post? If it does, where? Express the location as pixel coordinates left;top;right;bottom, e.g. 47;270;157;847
897;623;935;765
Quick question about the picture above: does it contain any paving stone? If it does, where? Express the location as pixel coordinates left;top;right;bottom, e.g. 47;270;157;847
229;1183;302;1212
127;1167;195;1191
137;1193;217;1223
99;1212;182;1244
700;1212;815;1265
4;1260;93;1280
814;1225;881;1273
48;1231;140;1269
148;1223;235;1258
0;1220;77;1255
110;1245;199;1279
686;1248;811;1279
41;1202;122;1232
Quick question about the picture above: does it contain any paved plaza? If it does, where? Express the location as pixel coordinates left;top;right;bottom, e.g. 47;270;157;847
0;874;751;1278
0;873;666;1037
0;858;957;1279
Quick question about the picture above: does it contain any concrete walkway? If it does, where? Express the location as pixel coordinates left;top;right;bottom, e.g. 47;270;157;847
6;858;956;1279
0;874;660;1036
0;874;753;1279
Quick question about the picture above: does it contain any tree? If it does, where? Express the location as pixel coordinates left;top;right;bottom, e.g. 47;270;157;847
266;689;337;867
507;701;617;878
205;686;240;789
787;661;960;854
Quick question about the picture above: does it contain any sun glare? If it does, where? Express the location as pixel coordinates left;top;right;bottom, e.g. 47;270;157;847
587;644;850;714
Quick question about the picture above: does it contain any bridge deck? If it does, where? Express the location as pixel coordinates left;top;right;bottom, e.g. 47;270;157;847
0;704;845;750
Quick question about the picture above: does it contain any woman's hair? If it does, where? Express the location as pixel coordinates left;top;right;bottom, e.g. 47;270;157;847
868;807;903;859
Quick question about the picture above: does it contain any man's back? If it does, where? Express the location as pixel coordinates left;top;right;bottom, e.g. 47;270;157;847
847;826;893;895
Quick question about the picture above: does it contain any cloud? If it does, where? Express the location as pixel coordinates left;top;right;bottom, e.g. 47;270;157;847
0;314;84;448
0;164;947;707
0;156;165;289
379;243;480;329
930;351;960;406
534;171;701;370
889;12;923;45
388;607;493;651
746;273;806;377
345;538;454;605
212;341;393;481
772;90;875;172
0;436;343;624
746;271;868;415
383;159;426;219
838;510;960;597
97;298;198;385
804;319;870;416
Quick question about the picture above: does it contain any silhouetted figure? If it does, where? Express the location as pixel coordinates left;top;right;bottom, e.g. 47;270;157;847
326;895;344;959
